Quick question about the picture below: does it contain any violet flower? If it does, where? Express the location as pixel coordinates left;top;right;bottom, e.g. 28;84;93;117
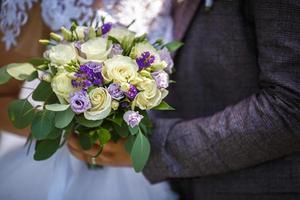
125;84;138;100
136;51;155;70
123;111;144;128
72;62;103;90
70;91;91;114
151;70;169;89
107;83;124;100
159;47;174;74
101;22;113;35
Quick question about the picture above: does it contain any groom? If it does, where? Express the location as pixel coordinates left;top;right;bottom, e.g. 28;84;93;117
69;0;300;199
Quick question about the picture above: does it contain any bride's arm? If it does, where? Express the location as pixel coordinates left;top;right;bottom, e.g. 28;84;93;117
0;4;50;137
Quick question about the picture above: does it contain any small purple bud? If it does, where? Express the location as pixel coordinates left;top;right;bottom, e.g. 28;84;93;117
101;22;113;35
120;101;129;108
125;85;138;100
123;111;144;128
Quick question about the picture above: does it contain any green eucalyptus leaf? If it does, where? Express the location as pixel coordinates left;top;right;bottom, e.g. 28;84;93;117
47;128;63;139
6;63;36;80
108;112;123;126
8;99;35;129
98;128;111;145
79;133;92;150
164;41;183;53
45;104;70;111
113;123;129;137
131;132;151;172
153;101;175;111
125;135;135;154
76;116;103;128
0;66;11;84
26;71;38;81
32;81;54;102
28;58;48;66
31;110;55;140
129;126;139;135
55;108;75;128
34;137;60;160
45;93;60;104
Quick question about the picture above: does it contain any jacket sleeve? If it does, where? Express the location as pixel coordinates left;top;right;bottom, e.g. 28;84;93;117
143;0;300;183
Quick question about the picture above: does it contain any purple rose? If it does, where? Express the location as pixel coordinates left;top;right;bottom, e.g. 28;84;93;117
151;70;169;89
125;84;138;100
107;83;124;100
159;47;174;74
123;111;144;128
70;91;91;114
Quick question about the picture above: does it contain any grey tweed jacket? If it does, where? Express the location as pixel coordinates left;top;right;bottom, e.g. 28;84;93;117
143;0;300;199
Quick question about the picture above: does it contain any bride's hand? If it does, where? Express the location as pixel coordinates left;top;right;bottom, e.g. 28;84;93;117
68;134;132;167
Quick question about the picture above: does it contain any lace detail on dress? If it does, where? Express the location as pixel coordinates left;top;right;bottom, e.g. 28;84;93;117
0;0;38;50
98;0;173;42
41;0;94;31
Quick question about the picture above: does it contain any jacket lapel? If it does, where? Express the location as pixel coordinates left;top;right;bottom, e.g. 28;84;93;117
172;0;202;41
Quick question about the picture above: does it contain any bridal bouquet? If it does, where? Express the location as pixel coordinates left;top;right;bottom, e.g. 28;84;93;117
0;20;182;172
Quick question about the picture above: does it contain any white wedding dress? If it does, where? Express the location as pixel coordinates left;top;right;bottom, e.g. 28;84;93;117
0;1;177;199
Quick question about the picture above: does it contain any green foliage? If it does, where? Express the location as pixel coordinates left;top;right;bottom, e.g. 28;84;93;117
130;130;151;172
0;65;11;84
55;108;75;128
76;116;103;128
34;137;61;160
31;110;55;140
153;101;175;110
129;126;139;135
108;36;120;44
6;63;36;80
108;112;123;126
47;128;63;139
113;122;129;137
79;133;93;150
26;71;38;81
164;41;184;52
125;135;135;154
8;99;35;129
97;128;111;145
32;81;53;101
45;104;70;111
28;58;48;67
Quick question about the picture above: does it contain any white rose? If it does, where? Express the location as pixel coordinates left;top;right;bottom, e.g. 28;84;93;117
51;71;77;102
134;77;168;110
108;26;135;45
49;44;77;65
80;37;111;61
102;55;138;83
84;87;112;120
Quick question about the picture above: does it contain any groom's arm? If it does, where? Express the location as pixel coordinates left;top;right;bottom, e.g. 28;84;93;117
143;0;300;183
